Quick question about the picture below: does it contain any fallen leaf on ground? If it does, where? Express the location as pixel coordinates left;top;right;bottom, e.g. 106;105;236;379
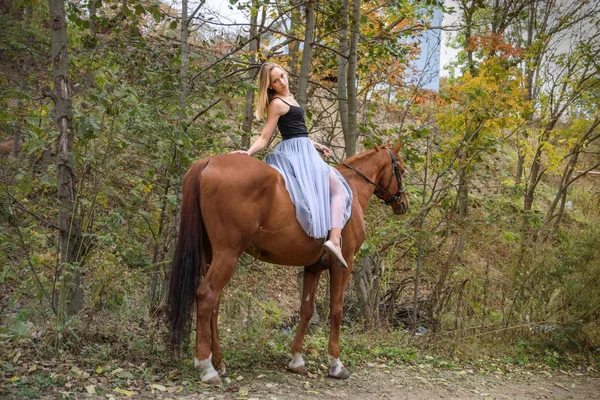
116;370;134;379
166;385;183;393
114;387;136;396
150;384;167;392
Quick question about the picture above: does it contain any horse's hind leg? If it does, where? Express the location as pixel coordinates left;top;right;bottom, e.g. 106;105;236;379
199;246;225;376
289;267;323;375
194;254;238;385
210;295;226;376
327;265;352;379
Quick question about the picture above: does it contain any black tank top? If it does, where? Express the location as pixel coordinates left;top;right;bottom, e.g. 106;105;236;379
273;97;309;140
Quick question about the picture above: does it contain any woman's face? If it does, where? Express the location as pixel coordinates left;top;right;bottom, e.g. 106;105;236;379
269;67;289;95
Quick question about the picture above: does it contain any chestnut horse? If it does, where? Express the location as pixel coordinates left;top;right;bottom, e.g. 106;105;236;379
167;142;408;385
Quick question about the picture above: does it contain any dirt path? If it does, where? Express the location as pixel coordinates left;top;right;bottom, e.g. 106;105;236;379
174;366;600;400
3;359;599;399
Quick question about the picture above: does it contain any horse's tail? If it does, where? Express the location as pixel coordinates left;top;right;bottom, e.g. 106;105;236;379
167;160;209;355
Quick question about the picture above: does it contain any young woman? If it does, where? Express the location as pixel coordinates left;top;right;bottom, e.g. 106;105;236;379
231;62;353;267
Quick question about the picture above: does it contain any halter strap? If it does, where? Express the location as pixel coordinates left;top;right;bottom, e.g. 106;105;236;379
342;148;406;205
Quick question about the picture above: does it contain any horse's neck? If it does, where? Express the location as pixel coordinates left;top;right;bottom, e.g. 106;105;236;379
344;150;388;210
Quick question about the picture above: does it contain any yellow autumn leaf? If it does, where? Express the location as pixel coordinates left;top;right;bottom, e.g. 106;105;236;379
114;387;136;396
150;384;167;392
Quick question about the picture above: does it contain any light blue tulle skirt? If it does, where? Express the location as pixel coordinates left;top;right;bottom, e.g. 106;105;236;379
265;137;353;239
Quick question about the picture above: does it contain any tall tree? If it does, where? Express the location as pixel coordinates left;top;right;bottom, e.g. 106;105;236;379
337;0;350;156
458;0;482;77
49;0;83;315
287;0;302;83
241;0;261;150
543;117;600;239
296;0;315;111
345;0;360;156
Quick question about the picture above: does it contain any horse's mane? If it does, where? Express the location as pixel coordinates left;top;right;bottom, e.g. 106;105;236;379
343;144;388;165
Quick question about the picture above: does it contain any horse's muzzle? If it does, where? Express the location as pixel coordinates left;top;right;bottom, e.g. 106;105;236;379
392;195;409;215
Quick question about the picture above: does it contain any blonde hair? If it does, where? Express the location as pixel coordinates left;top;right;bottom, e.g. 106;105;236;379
255;62;287;120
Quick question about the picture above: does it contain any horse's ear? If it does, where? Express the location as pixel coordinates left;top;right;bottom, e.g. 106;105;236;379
392;140;402;153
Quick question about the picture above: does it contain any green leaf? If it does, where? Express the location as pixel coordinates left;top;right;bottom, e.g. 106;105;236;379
150;6;161;22
0;265;16;283
166;194;178;206
10;320;30;337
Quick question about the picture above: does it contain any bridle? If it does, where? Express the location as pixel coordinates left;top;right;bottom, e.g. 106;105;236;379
342;148;407;206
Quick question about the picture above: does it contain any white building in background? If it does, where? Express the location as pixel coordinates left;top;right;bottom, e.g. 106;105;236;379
407;8;443;92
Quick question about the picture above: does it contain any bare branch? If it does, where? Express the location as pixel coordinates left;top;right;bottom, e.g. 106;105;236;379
191;98;222;123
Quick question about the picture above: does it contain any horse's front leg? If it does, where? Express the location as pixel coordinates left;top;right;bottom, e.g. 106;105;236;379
327;263;352;379
195;255;238;386
289;267;323;375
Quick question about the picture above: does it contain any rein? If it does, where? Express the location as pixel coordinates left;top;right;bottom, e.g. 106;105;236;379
342;148;406;205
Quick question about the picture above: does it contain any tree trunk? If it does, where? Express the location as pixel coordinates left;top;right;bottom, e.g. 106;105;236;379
295;2;318;322
149;183;170;310
515;152;524;184
288;0;301;85
296;0;315;112
456;164;469;220
153;0;192;313
337;0;349;154
544;117;600;238
461;0;477;77
89;0;97;39
413;134;431;332
241;0;260;149
178;0;189;126
354;253;380;327
516;1;536;184
50;0;83;315
345;0;360;156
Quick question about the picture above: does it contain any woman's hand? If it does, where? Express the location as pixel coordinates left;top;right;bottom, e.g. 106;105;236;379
314;143;331;158
230;150;251;155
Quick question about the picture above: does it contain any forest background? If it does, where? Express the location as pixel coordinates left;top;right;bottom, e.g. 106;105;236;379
1;0;600;397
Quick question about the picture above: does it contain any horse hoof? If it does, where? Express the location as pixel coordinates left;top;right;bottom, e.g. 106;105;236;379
216;361;227;376
328;367;350;379
203;375;223;386
287;365;307;375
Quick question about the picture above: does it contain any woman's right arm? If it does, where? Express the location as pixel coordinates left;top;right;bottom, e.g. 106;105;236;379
232;99;286;156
